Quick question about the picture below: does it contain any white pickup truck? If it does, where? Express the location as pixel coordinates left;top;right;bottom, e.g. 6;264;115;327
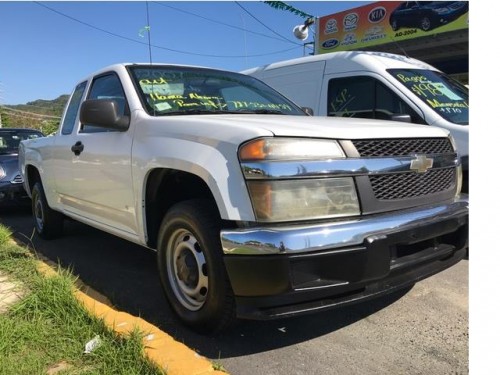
19;63;468;333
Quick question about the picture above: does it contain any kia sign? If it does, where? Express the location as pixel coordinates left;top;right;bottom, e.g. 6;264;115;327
316;1;468;54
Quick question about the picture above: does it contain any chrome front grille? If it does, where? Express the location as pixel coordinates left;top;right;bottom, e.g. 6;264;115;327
352;138;454;157
345;137;458;212
370;168;456;200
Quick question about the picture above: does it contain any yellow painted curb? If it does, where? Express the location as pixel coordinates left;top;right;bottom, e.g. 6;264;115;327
36;261;226;375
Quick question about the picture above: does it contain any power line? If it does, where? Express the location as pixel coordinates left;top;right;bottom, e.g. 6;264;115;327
34;2;302;58
235;1;300;45
151;1;298;45
0;106;61;119
0;111;57;122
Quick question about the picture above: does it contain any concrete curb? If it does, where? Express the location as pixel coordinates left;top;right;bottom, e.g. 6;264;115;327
36;262;226;375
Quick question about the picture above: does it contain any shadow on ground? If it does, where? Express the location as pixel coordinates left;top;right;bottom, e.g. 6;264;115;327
1;207;411;359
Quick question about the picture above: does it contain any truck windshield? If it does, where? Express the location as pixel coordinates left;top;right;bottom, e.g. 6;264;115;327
128;65;306;116
388;69;469;125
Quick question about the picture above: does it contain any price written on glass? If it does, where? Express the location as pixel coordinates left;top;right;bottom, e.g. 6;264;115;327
395;73;468;113
410;82;443;98
396;74;442;98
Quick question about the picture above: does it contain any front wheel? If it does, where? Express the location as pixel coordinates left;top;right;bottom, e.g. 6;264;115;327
157;199;236;333
391;19;399;31
420;17;432;31
31;181;64;239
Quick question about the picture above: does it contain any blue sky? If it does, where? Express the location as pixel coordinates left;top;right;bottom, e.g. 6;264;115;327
0;1;372;104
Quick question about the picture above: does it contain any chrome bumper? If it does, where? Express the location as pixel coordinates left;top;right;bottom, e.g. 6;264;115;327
221;195;469;255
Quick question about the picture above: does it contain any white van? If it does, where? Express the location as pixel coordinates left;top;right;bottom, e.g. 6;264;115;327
242;51;469;191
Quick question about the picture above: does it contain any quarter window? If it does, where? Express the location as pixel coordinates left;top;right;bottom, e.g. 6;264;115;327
61;81;87;135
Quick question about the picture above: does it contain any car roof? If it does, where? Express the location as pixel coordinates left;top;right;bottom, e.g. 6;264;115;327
0;128;43;133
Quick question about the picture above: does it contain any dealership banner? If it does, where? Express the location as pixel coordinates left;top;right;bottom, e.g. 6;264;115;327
316;1;469;54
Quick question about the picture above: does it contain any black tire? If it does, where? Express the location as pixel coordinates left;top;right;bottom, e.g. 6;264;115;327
420;17;432;31
157;199;236;334
31;181;64;239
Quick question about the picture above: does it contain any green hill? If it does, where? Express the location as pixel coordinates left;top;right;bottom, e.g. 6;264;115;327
0;95;69;134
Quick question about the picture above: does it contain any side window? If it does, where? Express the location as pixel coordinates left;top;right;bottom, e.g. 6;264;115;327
81;73;127;133
375;82;425;123
327;76;424;123
61;81;87;135
328;77;375;119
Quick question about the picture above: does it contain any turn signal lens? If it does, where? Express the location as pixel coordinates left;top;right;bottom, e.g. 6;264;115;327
239;138;345;161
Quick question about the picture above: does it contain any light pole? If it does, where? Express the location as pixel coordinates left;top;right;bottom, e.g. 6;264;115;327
293;18;315;56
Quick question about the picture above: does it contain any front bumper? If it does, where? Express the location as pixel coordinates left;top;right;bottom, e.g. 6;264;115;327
220;195;468;319
0;182;29;204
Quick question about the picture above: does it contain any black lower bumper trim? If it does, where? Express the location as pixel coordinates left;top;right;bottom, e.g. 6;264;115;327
224;215;468;320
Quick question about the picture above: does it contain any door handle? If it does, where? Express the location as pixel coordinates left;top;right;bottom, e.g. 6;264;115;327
71;141;84;156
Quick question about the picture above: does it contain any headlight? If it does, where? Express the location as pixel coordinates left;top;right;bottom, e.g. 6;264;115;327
247;178;360;222
239;138;360;222
434;7;450;14
448;135;462;195
456;164;463;196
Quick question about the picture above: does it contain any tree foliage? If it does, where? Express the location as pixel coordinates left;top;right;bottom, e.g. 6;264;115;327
0;95;68;134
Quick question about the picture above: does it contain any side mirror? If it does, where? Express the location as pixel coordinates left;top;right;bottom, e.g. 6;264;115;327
80;99;130;131
302;107;314;116
390;114;412;123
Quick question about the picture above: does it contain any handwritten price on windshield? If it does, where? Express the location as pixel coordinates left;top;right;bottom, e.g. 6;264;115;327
411;83;443;98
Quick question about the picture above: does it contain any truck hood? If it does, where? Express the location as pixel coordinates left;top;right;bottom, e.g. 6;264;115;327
168;114;449;140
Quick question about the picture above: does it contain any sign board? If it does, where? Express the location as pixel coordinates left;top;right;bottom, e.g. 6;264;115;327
315;1;469;54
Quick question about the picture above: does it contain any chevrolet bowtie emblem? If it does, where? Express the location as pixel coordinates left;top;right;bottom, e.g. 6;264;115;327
410;154;433;173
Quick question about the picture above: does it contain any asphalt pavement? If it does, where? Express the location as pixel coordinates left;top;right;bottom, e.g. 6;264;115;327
0;206;469;374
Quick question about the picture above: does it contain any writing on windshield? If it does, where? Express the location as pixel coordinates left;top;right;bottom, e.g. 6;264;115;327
129;67;302;116
388;69;469;125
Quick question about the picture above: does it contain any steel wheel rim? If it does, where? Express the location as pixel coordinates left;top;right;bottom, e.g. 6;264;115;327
34;193;44;231
421;18;431;30
166;228;208;311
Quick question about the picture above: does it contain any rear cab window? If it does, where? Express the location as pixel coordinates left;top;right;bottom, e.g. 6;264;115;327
61;81;87;135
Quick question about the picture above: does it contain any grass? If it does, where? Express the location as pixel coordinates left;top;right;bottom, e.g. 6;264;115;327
0;224;164;375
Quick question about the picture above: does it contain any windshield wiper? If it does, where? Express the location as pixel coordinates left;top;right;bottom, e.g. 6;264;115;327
157;108;285;116
231;109;284;115
158;109;234;116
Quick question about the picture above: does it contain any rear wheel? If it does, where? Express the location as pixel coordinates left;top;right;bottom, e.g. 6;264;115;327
157;199;236;333
31;182;64;239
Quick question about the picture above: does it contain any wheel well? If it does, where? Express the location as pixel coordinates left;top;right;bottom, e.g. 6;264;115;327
145;169;218;249
26;165;41;193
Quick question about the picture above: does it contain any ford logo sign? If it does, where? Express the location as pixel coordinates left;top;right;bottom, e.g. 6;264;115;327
368;7;386;23
322;39;339;49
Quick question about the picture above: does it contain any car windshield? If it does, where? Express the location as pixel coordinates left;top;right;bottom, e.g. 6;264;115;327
0;130;43;155
128;65;306;116
388;69;469;125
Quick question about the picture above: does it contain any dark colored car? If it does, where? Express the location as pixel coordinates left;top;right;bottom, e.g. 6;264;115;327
0;128;44;205
389;1;469;32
